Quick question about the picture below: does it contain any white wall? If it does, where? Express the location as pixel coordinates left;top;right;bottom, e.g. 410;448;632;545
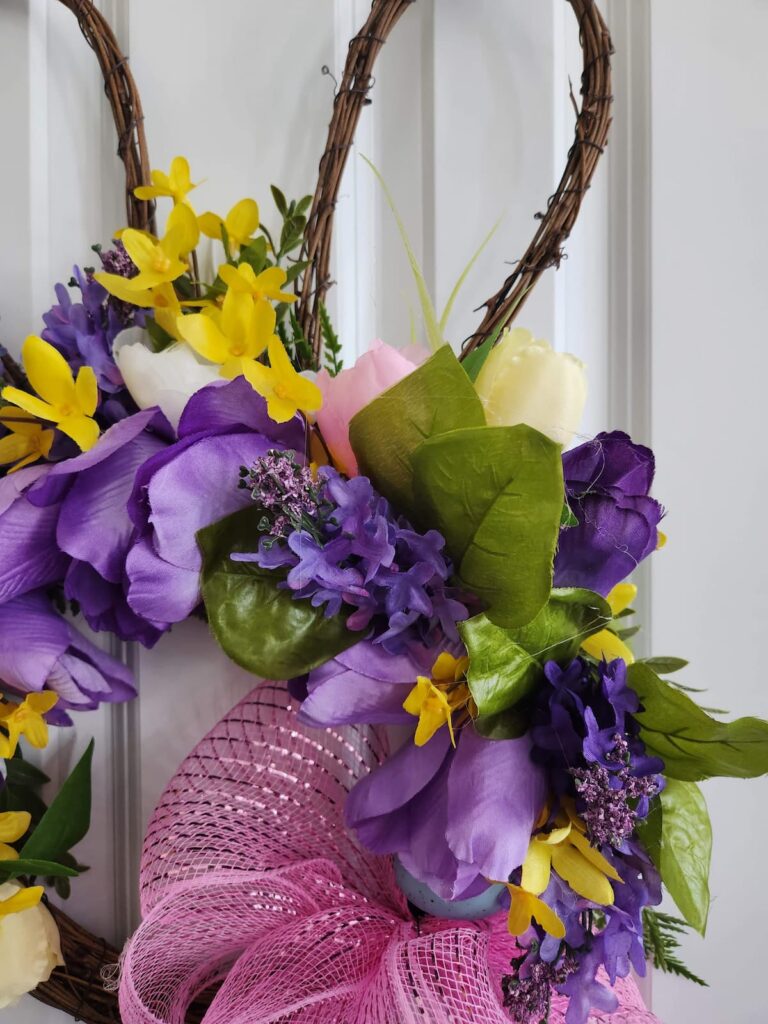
649;2;768;1021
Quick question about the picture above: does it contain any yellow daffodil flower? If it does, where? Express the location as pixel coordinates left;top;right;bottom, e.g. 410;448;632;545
134;156;198;205
657;530;667;549
0;885;44;918
242;336;322;423
0;812;31;861
0;407;54;472
581;582;637;665
0;692;58;759
520;811;622;907
177;289;277;378
1;337;99;452
96;203;199;295
199;198;259;252
218;263;296;305
403;652;472;747
504;882;566;939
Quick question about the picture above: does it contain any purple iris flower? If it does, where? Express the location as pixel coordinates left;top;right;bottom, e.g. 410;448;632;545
0;590;134;721
0;465;68;604
124;378;304;628
554;431;664;596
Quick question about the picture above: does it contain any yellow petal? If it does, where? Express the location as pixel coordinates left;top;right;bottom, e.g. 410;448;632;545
0;811;31;844
177;314;230;364
567;828;623;882
121;229;160;273
198;211;224;240
403;679;428;717
75;366;98;416
26;692;58;715
0;407;38;436
656;530;667;550
267;394;301;424
0;433;35;466
431;652;462;682
57;414;100;452
164;202;200;257
93;273;156;308
521;840;553;895
156;307;182;340
290;374;323;414
170;156;192;195
506;885;565;940
0;885;44;917
134;184;160;201
218;262;252;292
606;583;637;617
1;387;58;423
226;198;259;246
581;629;635;665
551;844;616;906
254;266;295;302
251;298;277;344
22;336;77;410
0;844;19;861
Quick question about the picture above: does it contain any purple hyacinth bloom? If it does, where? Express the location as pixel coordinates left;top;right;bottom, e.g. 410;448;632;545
0;590;134;721
554;431;664;596
238;465;468;654
345;722;547;900
124;378;304;627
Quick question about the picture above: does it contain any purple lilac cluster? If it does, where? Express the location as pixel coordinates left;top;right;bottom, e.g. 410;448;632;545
502;949;578;1023
238;450;324;540
41;243;144;421
571;734;660;848
234;463;468;653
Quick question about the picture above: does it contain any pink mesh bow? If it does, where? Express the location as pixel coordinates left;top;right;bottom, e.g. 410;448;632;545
119;683;660;1024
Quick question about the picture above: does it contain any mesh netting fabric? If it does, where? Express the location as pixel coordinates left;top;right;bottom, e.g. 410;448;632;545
119;683;661;1024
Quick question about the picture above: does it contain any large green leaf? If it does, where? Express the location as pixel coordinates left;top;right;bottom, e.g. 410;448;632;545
20;741;93;863
198;506;361;679
412;424;563;627
658;779;712;935
628;663;768;780
459;615;540;717
460;588;609;723
348;346;485;523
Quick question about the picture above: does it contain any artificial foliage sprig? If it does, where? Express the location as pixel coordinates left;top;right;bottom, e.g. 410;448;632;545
319;302;343;376
642;910;708;987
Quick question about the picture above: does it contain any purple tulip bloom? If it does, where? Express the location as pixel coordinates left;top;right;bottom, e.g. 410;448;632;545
25;408;172;647
124;378;304;627
345;724;547;900
0;465;68;604
0;590;135;721
554;431;664;596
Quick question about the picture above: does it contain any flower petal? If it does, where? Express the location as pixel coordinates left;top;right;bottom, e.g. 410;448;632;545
226;198;259;245
57;414;100;452
21;336;77;411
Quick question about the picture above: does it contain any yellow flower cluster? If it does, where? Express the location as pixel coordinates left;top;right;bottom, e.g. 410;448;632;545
98;155;321;424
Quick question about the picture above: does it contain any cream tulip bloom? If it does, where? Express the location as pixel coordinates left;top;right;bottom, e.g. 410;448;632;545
0;882;63;1007
474;328;587;447
113;327;221;430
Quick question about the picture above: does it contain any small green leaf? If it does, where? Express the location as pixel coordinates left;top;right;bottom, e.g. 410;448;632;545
473;705;531;740
0;858;79;881
4;756;49;789
270;185;288;216
198;506;362;679
412;424;563;627
507;587;611;663
145;316;175;353
20;741;93;862
640;656;689;674
636;795;662;866
349;346;485;523
657;779;712;935
238;236;269;275
560;503;579;528
628;663;768;780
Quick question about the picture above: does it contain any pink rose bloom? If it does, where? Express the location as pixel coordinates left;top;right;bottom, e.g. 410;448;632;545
316;340;426;475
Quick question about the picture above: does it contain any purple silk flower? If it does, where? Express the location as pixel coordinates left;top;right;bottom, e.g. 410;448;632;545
0;590;135;720
554;431;664;596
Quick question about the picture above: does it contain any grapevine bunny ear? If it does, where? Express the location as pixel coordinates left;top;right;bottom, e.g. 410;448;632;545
119;683;659;1024
297;0;612;361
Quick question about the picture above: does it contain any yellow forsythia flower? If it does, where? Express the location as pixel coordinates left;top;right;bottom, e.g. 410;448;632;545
0;407;54;472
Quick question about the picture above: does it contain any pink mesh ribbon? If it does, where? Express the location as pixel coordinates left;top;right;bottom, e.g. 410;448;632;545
119;683;661;1024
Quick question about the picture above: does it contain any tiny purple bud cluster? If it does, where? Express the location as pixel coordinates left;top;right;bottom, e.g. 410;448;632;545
234;465;468;653
98;240;138;280
239;450;325;540
502;952;578;1024
571;734;660;848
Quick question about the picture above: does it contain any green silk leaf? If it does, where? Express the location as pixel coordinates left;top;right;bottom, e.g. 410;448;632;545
658;779;712;935
0;858;79;881
198;506;361;680
460;589;610;721
20;741;93;863
348;345;485;523
412;424;563;627
640;656;689;674
628;663;768;780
